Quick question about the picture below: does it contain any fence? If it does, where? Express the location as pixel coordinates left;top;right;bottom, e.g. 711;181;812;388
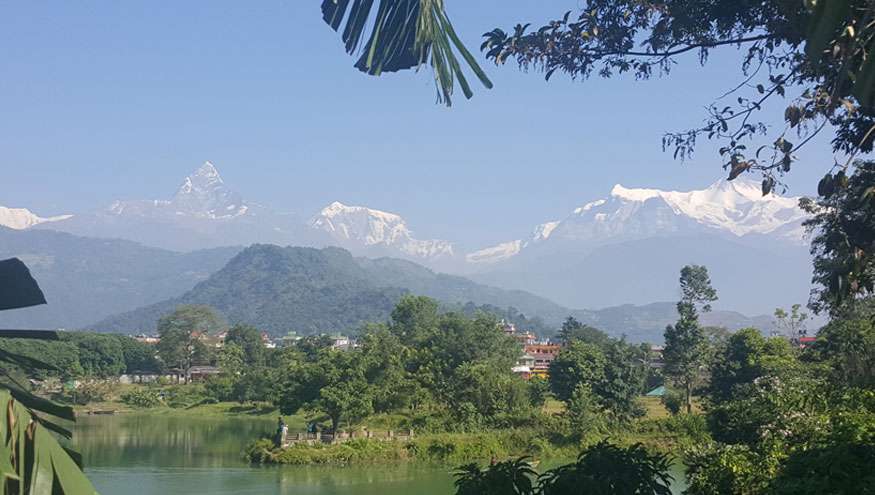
281;429;414;447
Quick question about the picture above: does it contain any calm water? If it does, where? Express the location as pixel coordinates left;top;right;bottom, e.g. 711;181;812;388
71;414;454;495
71;414;685;494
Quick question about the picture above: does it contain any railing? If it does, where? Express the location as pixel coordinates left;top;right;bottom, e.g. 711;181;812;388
281;429;414;447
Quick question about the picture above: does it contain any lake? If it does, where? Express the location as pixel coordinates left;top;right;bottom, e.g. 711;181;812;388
71;413;454;495
71;413;685;494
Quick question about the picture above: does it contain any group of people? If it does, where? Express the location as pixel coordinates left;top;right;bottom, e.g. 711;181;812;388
274;417;322;446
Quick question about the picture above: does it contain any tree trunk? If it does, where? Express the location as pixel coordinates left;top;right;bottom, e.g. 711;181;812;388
685;381;693;414
331;415;340;434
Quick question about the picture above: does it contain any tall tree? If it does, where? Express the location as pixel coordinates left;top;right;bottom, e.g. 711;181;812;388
224;324;266;367
558;317;610;348
156;305;224;382
663;265;718;414
801;160;875;315
773;304;810;342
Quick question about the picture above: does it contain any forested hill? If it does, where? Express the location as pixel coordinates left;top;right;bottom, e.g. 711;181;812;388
88;245;568;335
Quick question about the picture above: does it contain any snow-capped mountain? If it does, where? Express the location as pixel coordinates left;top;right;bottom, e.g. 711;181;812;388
311;201;454;260
33;162;315;252
0;206;71;230
467;179;808;265
103;162;250;220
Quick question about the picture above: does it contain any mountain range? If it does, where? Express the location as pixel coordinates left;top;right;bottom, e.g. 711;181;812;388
87;244;774;341
1;161;815;318
0;227;239;329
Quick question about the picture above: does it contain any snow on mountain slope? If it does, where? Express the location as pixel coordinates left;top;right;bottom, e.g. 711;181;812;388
311;202;455;260
103;161;250;220
467;178;808;264
0;206;71;230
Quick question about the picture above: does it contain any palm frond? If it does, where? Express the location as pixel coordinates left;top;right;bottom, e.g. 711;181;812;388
321;0;492;105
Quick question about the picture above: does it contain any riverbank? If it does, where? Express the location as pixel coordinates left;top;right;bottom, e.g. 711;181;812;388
246;413;708;467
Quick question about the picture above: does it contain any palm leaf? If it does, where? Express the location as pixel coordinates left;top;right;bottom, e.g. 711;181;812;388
0;391;98;494
320;0;492;105
0;259;46;311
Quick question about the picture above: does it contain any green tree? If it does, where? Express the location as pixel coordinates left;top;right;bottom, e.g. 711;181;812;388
773;304;809;342
565;384;605;437
549;341;607;403
557;317;610;348
801;161;875;315
539;442;673;495
62;333;126;378
450;361;532;423
808;309;875;390
276;349;373;432
224;324;265;366
707;328;798;406
116;335;161;374
599;341;647;420
156;305;224;382
454;457;536;495
663;265;718;414
389;295;441;346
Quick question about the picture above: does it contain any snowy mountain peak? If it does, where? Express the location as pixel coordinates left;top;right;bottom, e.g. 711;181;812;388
0;206;72;230
466;178;808;265
311;202;454;259
610;184;661;202
532;221;560;242
168;162;246;218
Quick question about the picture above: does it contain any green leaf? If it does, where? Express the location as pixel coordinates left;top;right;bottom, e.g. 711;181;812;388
320;0;492;105
805;0;851;63
853;49;875;108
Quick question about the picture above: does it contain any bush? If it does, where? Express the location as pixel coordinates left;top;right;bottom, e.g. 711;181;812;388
661;388;684;415
65;380;115;405
683;443;776;495
162;384;209;408
120;388;162;408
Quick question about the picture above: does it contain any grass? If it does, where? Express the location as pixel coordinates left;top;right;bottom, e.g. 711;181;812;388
639;396;671;419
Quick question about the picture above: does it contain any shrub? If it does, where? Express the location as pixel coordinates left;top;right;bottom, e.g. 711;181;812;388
120;388;162;408
66;380;115;405
683;443;776;495
661;388;684;416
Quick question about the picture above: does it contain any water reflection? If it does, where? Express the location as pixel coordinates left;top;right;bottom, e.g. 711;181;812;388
72;414;454;495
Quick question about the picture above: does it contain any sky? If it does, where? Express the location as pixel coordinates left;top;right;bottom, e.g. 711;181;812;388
0;1;841;250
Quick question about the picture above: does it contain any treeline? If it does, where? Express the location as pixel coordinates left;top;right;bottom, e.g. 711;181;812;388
180;296;656;437
0;332;159;381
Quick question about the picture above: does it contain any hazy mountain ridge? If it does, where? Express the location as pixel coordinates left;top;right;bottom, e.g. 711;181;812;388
6;162;813;317
89;244;561;335
89;244;778;341
0;227;240;329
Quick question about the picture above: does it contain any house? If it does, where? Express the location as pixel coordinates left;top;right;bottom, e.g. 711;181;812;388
330;334;354;350
524;343;561;379
512;353;537;380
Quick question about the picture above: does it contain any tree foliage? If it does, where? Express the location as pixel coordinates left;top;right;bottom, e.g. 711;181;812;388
479;0;875;186
801;160;875;314
156;305;224;376
663;265;717;414
320;0;493;105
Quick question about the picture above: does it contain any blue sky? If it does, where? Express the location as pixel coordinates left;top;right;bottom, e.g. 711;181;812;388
1;1;839;249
